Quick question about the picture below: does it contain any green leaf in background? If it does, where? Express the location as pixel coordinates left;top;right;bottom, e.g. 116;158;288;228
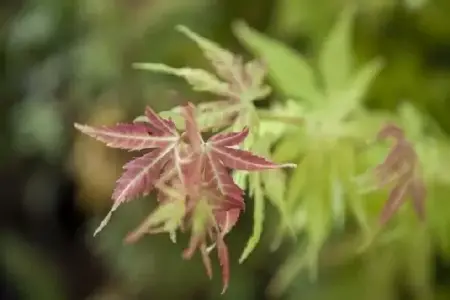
327;58;384;122
272;131;306;163
176;25;273;102
303;151;332;263
262;167;296;237
334;142;370;234
176;25;236;79
239;172;265;263
285;155;307;209
125;198;186;244
230;110;261;191
133;63;231;97
268;243;309;296
258;99;305;138
233;21;322;103
397;102;425;140
254;133;296;238
343;58;384;106
135;100;245;133
318;5;356;94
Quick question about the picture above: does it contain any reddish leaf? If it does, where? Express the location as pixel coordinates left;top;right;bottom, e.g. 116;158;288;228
145;106;177;135
212;146;296;170
375;145;405;176
215;209;241;235
75;101;299;293
377;123;405;141
158;146;193;192
375;123;426;225
203;158;244;204
217;236;230;294
183;234;203;260
112;148;172;203
208;127;249;147
74;123;177;150
207;188;244;211
180;102;294;205
200;243;213;279
181;102;204;151
409;177;426;221
379;176;410;225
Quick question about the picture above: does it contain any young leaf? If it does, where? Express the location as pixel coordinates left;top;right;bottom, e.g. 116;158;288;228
374;123;426;225
285;154;308;208
318;5;356;94
112;149;172;204
233;21;322;103
272;130;306;163
328;58;384;122
239;172;265;263
215;209;241;236
217;236;230;294
181;103;296;172
176;25;271;102
176;25;237;82
73;122;177;151
75;107;182;235
334;142;370;233
258;99;305;138
125;199;185;243
346;58;384;103
174;100;296;292
137;101;244;133
254;133;295;237
133;63;232;97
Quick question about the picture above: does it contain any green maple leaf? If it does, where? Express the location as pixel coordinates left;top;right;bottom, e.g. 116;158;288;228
134;25;271;104
233;5;387;293
233;7;383;122
233;21;322;104
239;171;265;263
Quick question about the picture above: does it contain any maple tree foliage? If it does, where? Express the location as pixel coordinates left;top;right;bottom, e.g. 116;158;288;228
73;18;432;295
74;102;295;293
374;123;426;225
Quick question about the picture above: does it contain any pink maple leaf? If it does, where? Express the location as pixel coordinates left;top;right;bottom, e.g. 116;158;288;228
74;107;182;235
374;123;426;225
74;101;296;293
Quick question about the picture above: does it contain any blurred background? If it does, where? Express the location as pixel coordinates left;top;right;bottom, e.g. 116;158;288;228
1;0;450;299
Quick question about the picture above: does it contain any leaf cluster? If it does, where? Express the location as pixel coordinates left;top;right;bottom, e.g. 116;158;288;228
74;6;450;294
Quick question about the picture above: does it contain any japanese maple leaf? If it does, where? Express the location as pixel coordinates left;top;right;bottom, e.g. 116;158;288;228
374;123;426;225
174;102;296;292
74;106;182;235
176;25;270;102
75;101;296;294
180;102;296;206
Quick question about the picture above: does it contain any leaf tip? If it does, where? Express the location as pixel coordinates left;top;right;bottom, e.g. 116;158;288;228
281;163;297;168
132;62;147;69
74;123;85;131
93;227;101;237
221;286;228;295
231;19;249;35
175;24;201;43
124;232;140;244
238;252;249;264
175;24;188;34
